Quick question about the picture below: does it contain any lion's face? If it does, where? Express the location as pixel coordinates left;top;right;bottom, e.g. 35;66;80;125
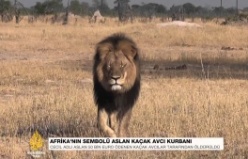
95;40;138;93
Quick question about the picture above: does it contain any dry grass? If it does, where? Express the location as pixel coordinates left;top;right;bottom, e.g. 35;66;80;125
0;18;248;158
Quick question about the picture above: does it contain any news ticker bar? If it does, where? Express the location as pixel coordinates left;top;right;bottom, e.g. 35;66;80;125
48;138;224;151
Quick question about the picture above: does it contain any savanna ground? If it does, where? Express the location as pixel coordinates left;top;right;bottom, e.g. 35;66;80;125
0;17;248;159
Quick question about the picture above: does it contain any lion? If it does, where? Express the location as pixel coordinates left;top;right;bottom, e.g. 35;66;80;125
93;33;140;137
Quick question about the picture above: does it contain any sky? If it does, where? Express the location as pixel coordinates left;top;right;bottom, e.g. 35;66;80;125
17;0;248;9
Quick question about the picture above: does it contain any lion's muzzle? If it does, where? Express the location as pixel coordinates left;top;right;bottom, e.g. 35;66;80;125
109;76;122;91
108;72;127;91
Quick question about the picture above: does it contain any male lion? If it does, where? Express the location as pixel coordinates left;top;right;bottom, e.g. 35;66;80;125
93;33;140;137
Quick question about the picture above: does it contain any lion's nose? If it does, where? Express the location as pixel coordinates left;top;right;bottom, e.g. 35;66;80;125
111;75;121;80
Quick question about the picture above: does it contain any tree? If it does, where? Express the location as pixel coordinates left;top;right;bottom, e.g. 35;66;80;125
32;2;46;15
169;5;183;14
0;0;12;15
114;0;131;21
141;3;167;15
131;4;140;10
213;7;224;16
169;5;185;21
99;0;110;14
92;0;110;15
70;0;81;15
32;0;64;15
243;7;248;11
44;0;63;14
0;0;12;22
225;7;236;16
92;0;100;9
182;3;196;15
81;2;90;15
155;4;167;14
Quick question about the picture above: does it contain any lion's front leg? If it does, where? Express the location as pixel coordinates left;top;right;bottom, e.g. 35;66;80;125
97;108;117;137
118;109;132;137
109;111;118;134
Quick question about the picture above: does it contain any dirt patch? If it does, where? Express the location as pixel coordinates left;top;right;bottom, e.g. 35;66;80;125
157;21;202;28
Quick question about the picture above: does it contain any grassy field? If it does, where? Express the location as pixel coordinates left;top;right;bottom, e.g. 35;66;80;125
0;18;248;158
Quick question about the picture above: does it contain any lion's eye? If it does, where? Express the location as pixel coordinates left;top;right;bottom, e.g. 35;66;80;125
107;63;111;68
120;63;126;68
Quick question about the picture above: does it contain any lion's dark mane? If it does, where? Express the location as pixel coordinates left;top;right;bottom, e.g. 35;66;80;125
93;34;140;118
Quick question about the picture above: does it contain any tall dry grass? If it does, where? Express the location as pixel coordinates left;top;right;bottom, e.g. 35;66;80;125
0;18;248;158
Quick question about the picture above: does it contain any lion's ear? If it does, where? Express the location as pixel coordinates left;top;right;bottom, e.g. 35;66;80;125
126;45;138;59
96;43;112;60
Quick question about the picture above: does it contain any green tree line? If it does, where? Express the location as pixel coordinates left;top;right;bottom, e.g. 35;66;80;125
0;0;247;18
